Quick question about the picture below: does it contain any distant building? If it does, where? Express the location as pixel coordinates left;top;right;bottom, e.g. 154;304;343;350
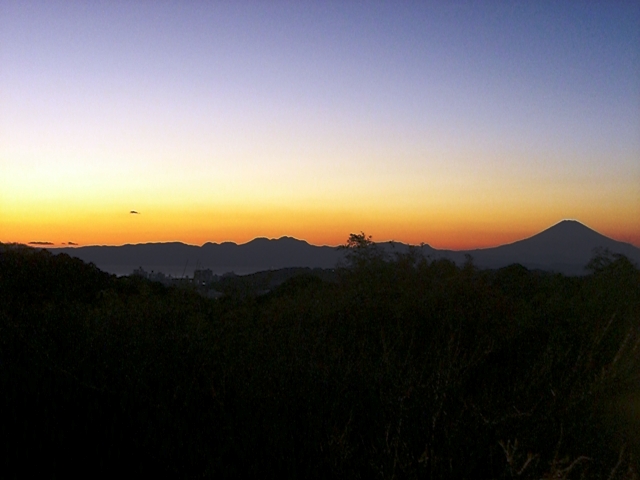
194;268;217;285
132;266;149;278
149;271;168;283
132;267;174;285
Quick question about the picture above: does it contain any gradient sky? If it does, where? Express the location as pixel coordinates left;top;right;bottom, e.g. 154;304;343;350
1;1;639;248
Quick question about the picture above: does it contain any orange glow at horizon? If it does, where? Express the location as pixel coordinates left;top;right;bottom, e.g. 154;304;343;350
3;199;639;250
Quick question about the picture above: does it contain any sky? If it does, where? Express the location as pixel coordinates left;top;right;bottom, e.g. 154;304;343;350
1;1;639;249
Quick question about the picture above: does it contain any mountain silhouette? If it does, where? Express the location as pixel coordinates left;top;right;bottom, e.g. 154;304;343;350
45;237;344;277
447;220;640;274
42;220;639;276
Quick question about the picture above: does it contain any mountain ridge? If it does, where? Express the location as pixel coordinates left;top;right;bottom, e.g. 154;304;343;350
38;220;640;276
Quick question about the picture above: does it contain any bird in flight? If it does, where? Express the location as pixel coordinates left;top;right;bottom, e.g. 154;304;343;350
130;210;140;214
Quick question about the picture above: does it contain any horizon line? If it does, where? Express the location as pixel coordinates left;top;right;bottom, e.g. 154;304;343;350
8;219;640;251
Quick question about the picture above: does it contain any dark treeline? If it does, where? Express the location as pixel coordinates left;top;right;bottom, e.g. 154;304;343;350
1;238;638;478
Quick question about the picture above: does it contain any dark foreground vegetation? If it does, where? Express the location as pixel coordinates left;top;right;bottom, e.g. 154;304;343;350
1;238;639;478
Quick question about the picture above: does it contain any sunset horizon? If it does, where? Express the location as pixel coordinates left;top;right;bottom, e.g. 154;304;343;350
2;2;638;252
10;218;640;252
2;3;640;469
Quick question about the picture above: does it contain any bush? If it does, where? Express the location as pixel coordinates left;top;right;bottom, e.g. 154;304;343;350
1;242;638;478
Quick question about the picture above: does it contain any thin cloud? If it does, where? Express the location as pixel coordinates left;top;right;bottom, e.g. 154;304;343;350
67;242;78;245
130;210;140;214
29;241;54;245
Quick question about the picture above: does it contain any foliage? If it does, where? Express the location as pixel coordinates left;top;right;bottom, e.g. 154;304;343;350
339;232;385;269
1;241;639;478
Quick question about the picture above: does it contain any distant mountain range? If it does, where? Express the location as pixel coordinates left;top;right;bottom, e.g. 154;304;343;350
43;220;640;276
45;236;343;277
